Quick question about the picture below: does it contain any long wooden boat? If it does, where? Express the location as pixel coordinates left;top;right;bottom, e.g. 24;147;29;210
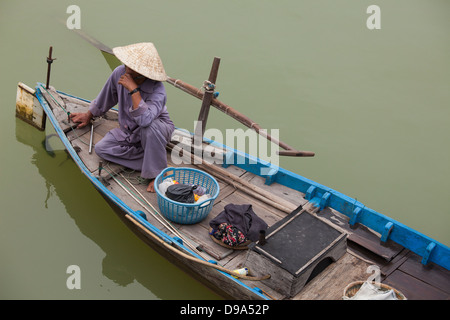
15;46;450;301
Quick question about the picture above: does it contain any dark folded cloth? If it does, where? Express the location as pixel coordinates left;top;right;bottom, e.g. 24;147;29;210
165;184;195;203
209;204;268;241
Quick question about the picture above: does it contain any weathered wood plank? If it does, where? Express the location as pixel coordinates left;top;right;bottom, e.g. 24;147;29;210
383;269;449;300
180;221;233;261
70;129;123;178
41;86;66;110
241;172;307;208
398;253;450;295
106;178;172;233
293;253;371;300
41;87;91;133
59;93;90;109
380;249;410;278
319;207;404;261
213;182;237;203
66;116;119;147
223;252;287;300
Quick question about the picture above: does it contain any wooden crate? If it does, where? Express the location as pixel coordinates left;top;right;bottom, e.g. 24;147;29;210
246;209;347;298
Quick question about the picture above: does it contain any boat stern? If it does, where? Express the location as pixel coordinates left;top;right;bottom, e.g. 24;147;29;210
16;82;46;131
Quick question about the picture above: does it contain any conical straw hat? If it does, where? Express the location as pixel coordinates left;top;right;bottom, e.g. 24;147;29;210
112;42;167;81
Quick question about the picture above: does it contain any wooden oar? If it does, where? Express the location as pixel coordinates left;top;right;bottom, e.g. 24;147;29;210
195;56;221;140
73;30;315;157
166;76;315;156
73;29;114;55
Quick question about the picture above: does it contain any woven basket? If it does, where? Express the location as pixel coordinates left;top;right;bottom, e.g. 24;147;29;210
155;167;220;224
343;281;407;300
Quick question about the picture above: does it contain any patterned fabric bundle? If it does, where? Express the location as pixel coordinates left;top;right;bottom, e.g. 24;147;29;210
211;223;249;247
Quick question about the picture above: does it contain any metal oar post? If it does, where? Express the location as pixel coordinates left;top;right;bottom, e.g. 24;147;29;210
46;46;56;89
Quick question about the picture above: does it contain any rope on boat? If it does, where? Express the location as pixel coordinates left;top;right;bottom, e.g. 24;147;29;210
202;80;215;93
101;167;271;283
38;83;91;146
39;83;70;115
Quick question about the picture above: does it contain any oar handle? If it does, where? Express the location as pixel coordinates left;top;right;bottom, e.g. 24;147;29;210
277;150;315;157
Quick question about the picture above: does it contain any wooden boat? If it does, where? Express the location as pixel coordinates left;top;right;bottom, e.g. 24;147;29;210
15;43;450;300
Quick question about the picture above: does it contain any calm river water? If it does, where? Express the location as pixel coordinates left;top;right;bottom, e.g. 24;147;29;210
1;0;449;299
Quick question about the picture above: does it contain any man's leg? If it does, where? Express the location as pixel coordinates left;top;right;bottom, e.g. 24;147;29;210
140;119;174;192
94;131;144;171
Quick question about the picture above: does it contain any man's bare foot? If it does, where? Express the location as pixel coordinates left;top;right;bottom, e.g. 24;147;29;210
147;179;155;193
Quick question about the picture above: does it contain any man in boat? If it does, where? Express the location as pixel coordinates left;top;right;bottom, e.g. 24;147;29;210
70;42;174;192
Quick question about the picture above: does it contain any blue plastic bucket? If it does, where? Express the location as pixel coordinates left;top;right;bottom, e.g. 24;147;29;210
155;167;220;224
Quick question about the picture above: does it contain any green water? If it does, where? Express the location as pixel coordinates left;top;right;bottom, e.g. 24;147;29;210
1;0;449;299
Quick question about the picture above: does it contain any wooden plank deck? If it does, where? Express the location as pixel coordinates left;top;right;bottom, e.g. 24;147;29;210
43;90;450;300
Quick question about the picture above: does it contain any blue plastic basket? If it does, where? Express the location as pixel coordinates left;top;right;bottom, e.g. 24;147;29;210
155;167;220;224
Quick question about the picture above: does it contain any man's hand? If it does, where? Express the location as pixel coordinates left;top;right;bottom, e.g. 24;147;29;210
70;111;93;128
118;73;138;92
